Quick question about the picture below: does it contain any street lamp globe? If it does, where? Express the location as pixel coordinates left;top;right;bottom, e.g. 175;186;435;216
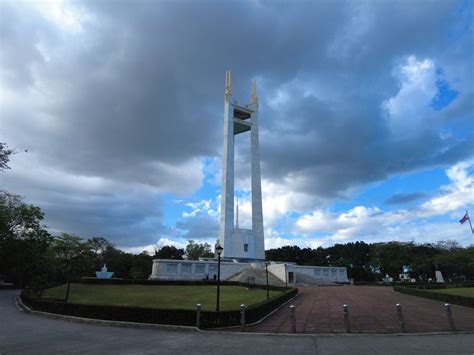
215;242;223;256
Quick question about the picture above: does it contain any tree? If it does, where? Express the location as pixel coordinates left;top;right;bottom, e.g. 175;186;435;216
185;240;213;260
51;233;95;285
129;251;153;279
154;245;184;260
0;191;52;287
53;233;88;262
0;142;13;171
88;237;113;255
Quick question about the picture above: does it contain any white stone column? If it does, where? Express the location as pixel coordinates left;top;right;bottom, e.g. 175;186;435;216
250;103;265;260
218;97;234;257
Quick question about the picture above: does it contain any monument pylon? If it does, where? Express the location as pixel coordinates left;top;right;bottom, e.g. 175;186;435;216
218;70;265;260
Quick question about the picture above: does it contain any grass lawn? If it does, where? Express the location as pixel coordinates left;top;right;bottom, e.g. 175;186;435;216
42;284;283;311
431;287;474;298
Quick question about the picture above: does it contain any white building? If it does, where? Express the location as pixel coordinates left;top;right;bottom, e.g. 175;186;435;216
150;259;349;285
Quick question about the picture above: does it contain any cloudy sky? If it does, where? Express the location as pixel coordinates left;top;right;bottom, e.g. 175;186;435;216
1;0;473;253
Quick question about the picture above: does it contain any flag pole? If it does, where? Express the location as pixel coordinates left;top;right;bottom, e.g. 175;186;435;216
468;210;474;234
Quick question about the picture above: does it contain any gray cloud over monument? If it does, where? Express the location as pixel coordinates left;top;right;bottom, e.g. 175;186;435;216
1;0;472;247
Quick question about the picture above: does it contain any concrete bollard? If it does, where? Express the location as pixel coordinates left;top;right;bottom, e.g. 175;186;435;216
343;304;351;333
240;304;247;332
196;304;202;329
444;303;456;331
395;303;406;333
290;305;296;333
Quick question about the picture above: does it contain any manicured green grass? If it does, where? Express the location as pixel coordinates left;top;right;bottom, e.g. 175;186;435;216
431;287;474;298
42;284;282;311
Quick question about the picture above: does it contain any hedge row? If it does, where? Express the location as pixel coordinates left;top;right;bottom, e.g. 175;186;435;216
393;286;474;308
20;287;298;328
399;282;474;290
353;281;474;288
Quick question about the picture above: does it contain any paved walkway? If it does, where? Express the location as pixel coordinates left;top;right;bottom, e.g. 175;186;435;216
2;290;474;354
244;286;474;334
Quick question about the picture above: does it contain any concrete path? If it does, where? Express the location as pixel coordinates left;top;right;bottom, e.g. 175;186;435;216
244;286;474;334
1;290;474;354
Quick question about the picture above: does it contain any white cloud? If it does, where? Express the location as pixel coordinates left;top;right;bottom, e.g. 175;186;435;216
292;160;474;246
383;55;438;135
419;160;474;217
31;0;86;33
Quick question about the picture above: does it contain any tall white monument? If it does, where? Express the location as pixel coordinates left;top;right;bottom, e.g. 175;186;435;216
150;72;349;285
218;71;265;260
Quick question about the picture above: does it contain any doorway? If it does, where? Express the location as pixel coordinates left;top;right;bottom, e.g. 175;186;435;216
288;272;294;283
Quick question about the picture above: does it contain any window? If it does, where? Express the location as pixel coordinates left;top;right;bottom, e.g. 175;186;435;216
244;243;248;252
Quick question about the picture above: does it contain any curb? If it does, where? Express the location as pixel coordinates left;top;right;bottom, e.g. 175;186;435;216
15;296;474;338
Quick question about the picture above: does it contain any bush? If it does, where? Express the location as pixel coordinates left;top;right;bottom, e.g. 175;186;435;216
393;286;474;308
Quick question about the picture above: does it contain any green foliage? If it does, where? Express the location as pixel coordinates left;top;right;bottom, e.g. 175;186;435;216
0;142;13;171
154;245;184;260
87;237;113;255
53;233;89;262
185;240;213;260
0;191;52;287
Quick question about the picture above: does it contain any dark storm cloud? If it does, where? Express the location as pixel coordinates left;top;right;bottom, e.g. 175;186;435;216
385;192;427;205
1;0;472;246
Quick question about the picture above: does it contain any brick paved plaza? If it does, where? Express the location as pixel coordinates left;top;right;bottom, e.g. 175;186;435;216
243;286;474;334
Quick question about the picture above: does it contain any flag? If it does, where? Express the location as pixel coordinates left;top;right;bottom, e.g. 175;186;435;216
459;211;470;224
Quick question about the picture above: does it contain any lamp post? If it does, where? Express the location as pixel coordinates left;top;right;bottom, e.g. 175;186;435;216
215;241;223;312
65;258;73;302
265;260;270;300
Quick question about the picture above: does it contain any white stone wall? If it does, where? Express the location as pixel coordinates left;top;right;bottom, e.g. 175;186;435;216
151;259;349;284
150;259;249;281
268;263;349;284
267;263;287;282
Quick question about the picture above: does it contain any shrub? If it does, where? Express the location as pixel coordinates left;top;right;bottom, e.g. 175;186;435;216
393;286;474;308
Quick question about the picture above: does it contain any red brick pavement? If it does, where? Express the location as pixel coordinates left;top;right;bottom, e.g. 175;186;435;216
235;286;474;334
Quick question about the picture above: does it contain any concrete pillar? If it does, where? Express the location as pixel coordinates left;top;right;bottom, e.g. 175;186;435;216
250;104;265;260
196;304;202;329
290;305;296;333
218;82;234;257
396;303;406;333
445;303;455;331
240;304;247;332
343;304;351;333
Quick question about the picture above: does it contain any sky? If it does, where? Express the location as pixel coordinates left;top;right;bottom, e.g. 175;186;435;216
1;0;473;254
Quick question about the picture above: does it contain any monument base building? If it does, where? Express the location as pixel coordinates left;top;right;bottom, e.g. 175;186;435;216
150;73;349;285
149;259;348;285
